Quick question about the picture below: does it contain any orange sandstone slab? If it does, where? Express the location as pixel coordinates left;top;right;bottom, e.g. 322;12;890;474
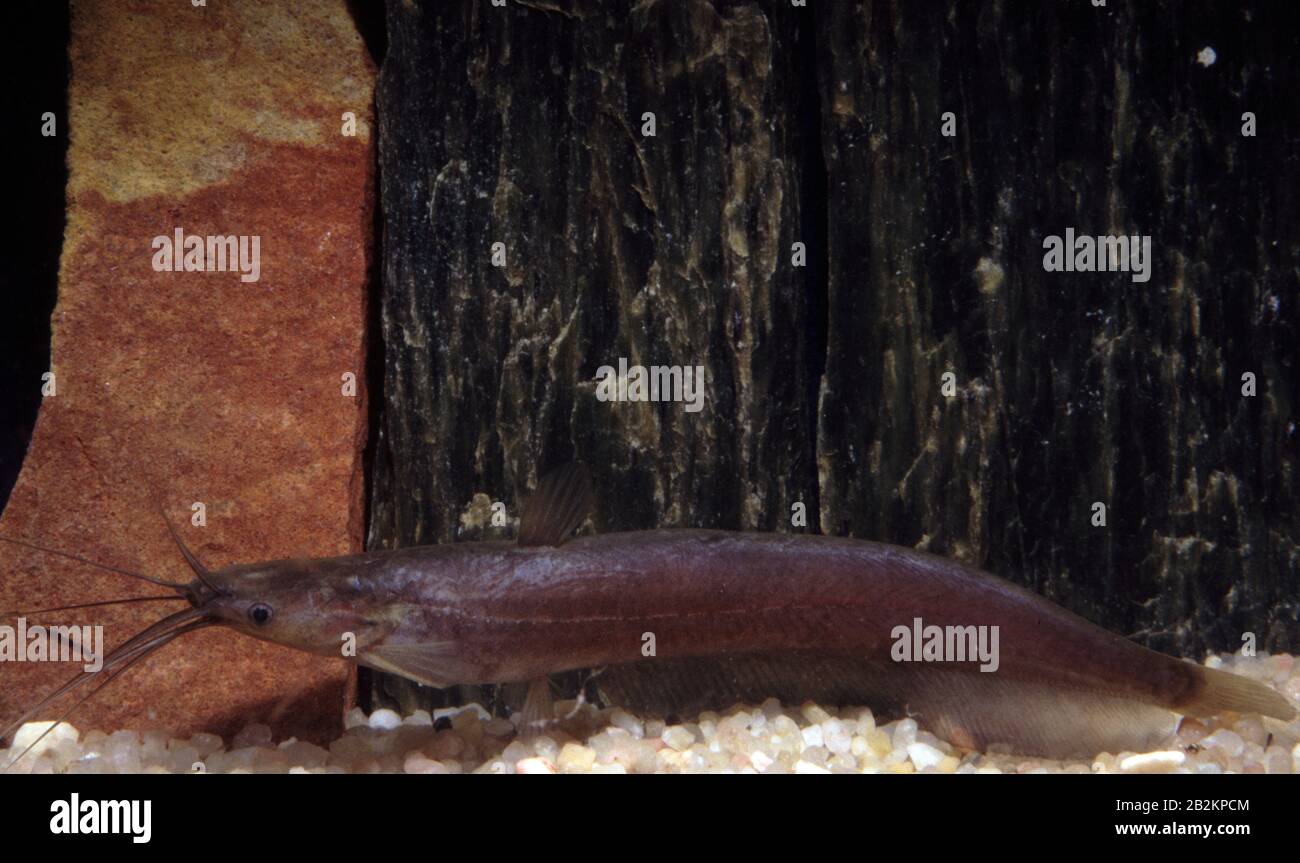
0;0;374;743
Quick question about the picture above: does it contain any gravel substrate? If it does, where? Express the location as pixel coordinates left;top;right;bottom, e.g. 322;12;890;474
4;651;1298;774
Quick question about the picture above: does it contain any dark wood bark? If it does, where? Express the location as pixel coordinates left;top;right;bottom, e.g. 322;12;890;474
815;0;1299;655
370;0;1298;711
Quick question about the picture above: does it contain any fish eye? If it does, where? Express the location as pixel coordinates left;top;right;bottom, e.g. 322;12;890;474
248;603;274;626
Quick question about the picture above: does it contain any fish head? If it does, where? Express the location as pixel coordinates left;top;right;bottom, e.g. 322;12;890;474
196;556;398;657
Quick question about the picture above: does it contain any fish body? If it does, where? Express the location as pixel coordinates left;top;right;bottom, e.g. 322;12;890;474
207;529;1292;758
218;530;1184;691
4;466;1295;760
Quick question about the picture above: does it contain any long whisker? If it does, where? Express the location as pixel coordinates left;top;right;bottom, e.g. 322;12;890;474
1;618;214;771
0;535;187;590
2;596;187;616
156;501;227;597
0;606;208;747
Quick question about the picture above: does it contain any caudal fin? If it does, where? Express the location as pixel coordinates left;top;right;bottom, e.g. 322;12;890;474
1177;663;1297;721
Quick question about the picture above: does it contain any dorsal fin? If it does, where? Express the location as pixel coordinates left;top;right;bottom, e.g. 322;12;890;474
517;463;594;547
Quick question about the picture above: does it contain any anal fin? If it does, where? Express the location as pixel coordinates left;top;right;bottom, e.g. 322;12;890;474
597;652;1183;759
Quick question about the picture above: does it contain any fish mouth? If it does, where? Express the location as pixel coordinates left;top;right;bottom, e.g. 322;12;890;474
184;577;226;609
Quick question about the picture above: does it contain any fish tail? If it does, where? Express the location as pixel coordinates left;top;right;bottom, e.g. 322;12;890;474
1174;663;1297;721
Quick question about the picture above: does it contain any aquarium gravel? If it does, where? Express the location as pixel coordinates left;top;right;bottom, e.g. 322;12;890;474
5;650;1297;775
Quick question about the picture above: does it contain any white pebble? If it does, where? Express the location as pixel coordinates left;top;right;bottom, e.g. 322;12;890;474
403;752;450;774
1120;751;1186;773
11;721;78;756
661;726;695;752
822;719;852;755
516;757;556;775
367;709;403;731
557;743;597;771
1201;729;1245;758
800;725;824;749
907;742;946;771
608;709;644;738
188;733;223;756
891;718;918;751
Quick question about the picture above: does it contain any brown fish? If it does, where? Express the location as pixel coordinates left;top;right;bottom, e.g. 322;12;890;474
3;465;1293;762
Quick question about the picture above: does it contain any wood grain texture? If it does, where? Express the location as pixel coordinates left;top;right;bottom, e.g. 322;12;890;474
370;0;1297;711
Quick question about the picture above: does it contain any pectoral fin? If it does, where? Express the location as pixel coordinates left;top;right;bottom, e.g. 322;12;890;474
362;641;476;690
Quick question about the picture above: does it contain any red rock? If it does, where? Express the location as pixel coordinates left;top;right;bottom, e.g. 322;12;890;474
0;0;374;744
